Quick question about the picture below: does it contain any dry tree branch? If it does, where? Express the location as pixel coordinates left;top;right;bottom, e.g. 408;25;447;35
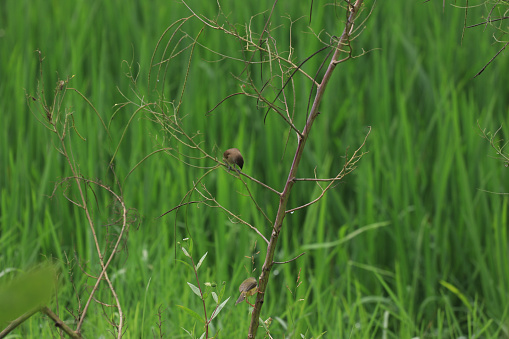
148;16;193;91
286;127;371;214
193;183;270;245
0;308;47;338
248;1;367;337
42;307;82;338
453;0;509;77
477;121;509;166
237;175;274;225
474;40;509;77
0;306;83;339
264;44;330;125
273;252;306;265
56;126;126;336
27;55;128;337
64;177;128;338
181;0;318;84
467;16;509;28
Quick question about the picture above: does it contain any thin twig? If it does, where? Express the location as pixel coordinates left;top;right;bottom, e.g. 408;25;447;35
467;16;509;28
474;41;509;78
293;177;345;182
193;184;270;245
287;127;370;214
273;252;306;264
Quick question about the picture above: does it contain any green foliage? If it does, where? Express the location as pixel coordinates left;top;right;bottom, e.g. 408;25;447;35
1;0;509;338
0;265;57;325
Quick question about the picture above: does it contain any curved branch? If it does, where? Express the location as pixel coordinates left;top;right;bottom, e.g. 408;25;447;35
273;252;306;265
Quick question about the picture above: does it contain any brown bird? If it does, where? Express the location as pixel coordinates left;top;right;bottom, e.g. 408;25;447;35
235;277;258;306
223;148;244;171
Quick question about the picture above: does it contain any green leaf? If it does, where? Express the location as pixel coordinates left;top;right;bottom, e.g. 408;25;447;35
315;331;327;338
177;304;204;324
181;327;193;337
210;297;230;321
0;265;57;325
175;259;194;271
440;280;473;311
187;282;202;298
210;329;221;339
196;252;208;271
212;291;218;303
219;282;226;299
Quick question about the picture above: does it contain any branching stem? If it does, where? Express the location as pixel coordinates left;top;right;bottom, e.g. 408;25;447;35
248;1;366;337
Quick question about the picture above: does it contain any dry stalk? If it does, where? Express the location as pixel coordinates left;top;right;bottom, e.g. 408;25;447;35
26;52;129;338
247;1;367;337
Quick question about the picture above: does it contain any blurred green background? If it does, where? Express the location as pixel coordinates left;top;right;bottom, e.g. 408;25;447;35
1;0;509;337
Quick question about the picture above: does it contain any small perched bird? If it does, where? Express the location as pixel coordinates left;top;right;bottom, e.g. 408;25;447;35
236;277;258;306
223;148;244;171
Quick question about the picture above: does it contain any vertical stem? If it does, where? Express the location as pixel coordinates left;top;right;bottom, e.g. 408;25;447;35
247;1;365;337
191;256;208;338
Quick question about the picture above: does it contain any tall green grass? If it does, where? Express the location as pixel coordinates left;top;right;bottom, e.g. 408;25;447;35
1;0;509;337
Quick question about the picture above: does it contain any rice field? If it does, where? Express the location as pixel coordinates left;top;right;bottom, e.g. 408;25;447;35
1;0;508;337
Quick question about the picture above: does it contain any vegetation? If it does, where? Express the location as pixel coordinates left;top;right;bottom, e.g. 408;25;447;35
1;0;508;338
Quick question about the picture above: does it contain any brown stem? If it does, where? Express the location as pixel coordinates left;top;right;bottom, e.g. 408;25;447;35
0;308;40;338
247;1;365;337
42;307;82;339
0;307;82;339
